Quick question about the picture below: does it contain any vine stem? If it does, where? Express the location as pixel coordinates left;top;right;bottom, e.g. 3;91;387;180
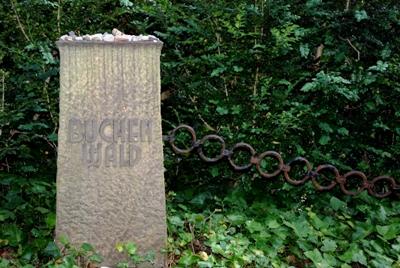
345;0;350;11
57;0;61;35
10;0;31;42
1;71;4;112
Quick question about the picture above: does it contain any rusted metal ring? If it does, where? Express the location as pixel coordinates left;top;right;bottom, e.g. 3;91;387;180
169;125;197;154
368;176;396;198
283;157;312;185
197;135;226;163
340;171;368;196
227;143;256;171
312;165;339;191
256;151;284;178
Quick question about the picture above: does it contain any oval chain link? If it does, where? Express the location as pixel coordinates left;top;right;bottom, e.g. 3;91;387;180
165;125;399;198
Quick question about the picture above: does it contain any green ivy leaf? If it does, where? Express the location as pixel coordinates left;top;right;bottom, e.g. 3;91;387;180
44;242;61;258
3;224;23;246
48;133;58;142
89;254;103;263
376;225;400;240
211;67;227;77
125;242;137;255
330;196;346;211
301;82;315;92
178;250;199;266
245;220;264;233
233;66;243;72
210;166;219;177
368;61;388;72
340;244;367;265
375;206;387;223
58;234;70;246
35;207;49;214
45;212;56;228
318;135;330;145
120;0;133;7
216;106;229;115
355;10;369;22
304;249;325;267
267;219;280;229
337;127;349;136
81;242;94;252
300;43;310;58
321;239;337;252
319;122;333;133
227;214;246;226
169;216;184;227
0;209;15;221
198;261;213;268
283;217;311;238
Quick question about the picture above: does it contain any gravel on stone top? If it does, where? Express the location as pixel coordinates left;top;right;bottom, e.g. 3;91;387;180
58;28;160;43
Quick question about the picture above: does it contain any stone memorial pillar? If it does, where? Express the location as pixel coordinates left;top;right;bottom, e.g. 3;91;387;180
56;31;166;267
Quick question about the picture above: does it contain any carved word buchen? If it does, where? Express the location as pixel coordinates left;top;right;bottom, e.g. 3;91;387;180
67;118;152;168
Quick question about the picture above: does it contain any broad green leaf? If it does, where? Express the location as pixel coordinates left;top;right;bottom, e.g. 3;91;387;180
233;66;243;72
169;215;184;227
3;224;23;246
376;224;400;240
125;242;137;255
323;253;338;266
337;127;349;136
35;207;49;214
89;253;103;263
178;250;199;266
120;0;133;7
304;249;326;267
0;210;15;221
368;61;388;72
339;244;367;265
210;166;219;177
283;217;312;238
44;242;61;257
211;67;226;77
318;135;330;145
355;10;369;22
330;197;346;211
227;214;246;225
58;234;69;246
245;220;264;233
319;122;333;133
321;239;337;252
46;212;56;228
0;259;10;268
300;43;310;58
81;242;94;252
216;106;229;115
267;219;280;229
352;225;373;241
48;133;58;142
301;82;315;92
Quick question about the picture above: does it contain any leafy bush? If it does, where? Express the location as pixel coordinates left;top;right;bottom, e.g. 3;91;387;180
0;0;399;267
167;190;400;267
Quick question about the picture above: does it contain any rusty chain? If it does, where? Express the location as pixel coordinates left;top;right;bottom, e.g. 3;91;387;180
163;124;400;198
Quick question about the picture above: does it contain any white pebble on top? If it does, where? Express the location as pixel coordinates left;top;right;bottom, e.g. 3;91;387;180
59;28;160;42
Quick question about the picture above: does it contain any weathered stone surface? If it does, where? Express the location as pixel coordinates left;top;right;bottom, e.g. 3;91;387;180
56;40;166;267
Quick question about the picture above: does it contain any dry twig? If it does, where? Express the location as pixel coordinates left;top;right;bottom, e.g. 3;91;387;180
10;0;31;42
346;38;361;61
345;0;350;11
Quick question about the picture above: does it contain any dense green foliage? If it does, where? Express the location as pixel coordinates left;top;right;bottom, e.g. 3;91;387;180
0;0;399;267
